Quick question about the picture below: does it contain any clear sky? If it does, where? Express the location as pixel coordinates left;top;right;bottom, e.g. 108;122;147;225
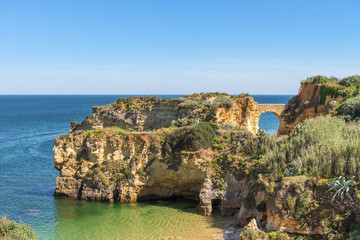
0;0;359;94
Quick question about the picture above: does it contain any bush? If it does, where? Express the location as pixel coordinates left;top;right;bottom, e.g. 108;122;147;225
163;122;218;153
213;96;233;109
339;75;360;87
338;96;360;120
240;229;257;240
265;116;360;179
231;93;250;99
0;216;38;240
301;75;339;85
242;130;276;158
267;231;289;240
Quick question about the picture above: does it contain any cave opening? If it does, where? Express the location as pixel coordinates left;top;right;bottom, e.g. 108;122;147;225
211;199;222;214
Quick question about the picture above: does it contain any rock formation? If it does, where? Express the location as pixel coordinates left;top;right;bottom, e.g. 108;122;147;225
54;89;359;238
278;82;338;135
54;131;210;202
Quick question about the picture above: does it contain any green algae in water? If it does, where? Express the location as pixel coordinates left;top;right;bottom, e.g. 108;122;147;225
37;198;227;240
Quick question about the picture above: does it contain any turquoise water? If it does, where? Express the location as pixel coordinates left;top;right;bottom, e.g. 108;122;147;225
0;95;293;239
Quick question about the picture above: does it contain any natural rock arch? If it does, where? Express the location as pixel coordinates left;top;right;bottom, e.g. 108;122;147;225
256;104;286;136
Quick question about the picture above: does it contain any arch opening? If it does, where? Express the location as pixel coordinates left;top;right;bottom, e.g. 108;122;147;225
258;112;280;135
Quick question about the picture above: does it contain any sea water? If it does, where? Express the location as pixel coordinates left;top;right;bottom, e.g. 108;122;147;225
0;95;293;239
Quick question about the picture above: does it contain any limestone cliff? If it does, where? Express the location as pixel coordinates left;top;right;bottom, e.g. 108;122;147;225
70;94;261;135
278;82;337;135
55;130;209;202
215;97;259;134
54;126;228;215
54;90;360;238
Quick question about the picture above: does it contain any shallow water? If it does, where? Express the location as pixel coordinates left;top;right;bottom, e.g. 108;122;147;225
0;95;292;239
49;198;228;240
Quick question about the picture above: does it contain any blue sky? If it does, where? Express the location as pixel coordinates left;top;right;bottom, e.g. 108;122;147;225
0;0;359;94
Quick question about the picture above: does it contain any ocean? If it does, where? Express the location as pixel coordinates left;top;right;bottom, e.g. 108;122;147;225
0;95;293;239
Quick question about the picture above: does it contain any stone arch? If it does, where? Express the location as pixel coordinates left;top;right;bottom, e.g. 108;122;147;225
256;104;286;136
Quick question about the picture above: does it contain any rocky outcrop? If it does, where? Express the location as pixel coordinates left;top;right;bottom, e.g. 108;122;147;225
278;83;337;135
54;131;211;203
71;99;188;132
54;90;359;239
69;95;265;135
215;97;260;134
265;177;324;235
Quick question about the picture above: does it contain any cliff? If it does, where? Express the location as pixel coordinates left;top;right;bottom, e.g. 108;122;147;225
69;94;261;135
54;124;226;215
54;86;360;239
279;75;360;135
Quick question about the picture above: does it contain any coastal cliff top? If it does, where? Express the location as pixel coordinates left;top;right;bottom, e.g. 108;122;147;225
69;92;256;133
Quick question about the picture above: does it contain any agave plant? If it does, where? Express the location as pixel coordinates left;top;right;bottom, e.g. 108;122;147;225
284;168;296;177
284;159;297;177
326;176;356;202
193;118;200;126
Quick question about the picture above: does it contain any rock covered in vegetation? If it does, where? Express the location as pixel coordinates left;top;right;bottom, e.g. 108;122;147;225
69;93;261;135
54;84;360;239
55;121;269;216
54;129;209;203
265;177;323;235
279;75;360;135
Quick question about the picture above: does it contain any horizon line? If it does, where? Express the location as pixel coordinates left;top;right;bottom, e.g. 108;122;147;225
0;93;296;96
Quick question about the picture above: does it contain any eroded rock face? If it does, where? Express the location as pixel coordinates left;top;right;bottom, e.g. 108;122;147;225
235;205;256;227
278;83;336;135
197;176;224;216
71;100;189;132
70;96;262;135
54;131;231;217
215;97;259;134
265;177;324;236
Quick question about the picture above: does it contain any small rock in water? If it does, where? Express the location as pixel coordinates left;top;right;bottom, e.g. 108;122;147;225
23;209;39;216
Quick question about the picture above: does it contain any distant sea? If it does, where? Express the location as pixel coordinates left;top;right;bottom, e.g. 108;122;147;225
0;95;293;239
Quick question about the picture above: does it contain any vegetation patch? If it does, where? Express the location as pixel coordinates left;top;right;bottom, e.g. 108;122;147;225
0;216;38;240
240;229;289;240
163;122;218;153
338;96;360;121
262;116;360;180
86;159;131;188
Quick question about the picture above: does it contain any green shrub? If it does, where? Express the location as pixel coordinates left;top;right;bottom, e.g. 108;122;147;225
267;231;289;240
338;96;360;120
183;92;229;100
242;130;276;158
231;93;250;99
265;116;360;179
213;95;233;109
0;216;38;240
339;75;360;87
240;229;257;240
163;122;218;152
301;75;339;85
295;193;311;219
